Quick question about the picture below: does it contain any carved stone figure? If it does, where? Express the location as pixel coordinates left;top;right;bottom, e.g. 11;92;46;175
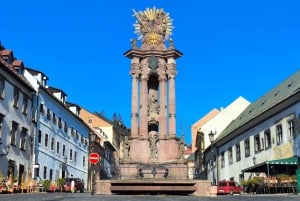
149;133;158;158
130;39;137;49
123;136;130;158
179;136;185;159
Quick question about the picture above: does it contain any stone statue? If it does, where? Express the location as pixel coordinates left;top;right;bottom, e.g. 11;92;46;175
148;94;159;123
169;38;174;49
123;136;130;158
149;133;158;159
179;136;185;159
148;94;159;113
130;39;137;49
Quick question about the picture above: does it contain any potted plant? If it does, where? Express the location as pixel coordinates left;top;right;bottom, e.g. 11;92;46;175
42;179;51;192
56;178;65;192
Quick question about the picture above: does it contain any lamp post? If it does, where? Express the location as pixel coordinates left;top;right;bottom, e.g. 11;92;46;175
0;145;10;157
63;156;67;178
90;132;96;195
208;130;216;185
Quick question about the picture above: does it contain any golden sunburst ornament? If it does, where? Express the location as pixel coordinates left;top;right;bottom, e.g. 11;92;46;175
133;7;174;45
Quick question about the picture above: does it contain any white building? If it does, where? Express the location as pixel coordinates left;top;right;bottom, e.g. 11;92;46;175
191;96;250;181
0;47;34;185
204;70;300;184
25;68;90;187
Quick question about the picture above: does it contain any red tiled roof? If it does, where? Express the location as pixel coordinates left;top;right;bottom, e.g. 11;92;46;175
1;49;12;56
12;60;24;67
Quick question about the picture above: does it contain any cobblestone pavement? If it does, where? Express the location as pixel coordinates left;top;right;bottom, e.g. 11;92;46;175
0;193;299;201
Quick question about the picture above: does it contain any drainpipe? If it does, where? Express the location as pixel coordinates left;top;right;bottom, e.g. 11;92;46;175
297;156;300;194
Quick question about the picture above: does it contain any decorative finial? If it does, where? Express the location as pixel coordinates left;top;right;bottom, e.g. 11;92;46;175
132;7;174;45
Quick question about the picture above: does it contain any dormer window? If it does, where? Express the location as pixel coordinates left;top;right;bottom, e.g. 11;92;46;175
1;50;13;64
12;60;24;75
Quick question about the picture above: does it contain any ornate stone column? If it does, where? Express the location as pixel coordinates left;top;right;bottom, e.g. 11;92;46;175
140;75;148;137
168;74;176;137
159;75;167;137
130;74;139;137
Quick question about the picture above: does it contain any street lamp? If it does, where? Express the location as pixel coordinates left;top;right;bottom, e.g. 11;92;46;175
208;130;216;185
62;156;67;178
90;132;96;195
0;145;10;157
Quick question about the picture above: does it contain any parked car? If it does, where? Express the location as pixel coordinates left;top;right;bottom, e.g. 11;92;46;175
63;178;84;193
217;180;243;195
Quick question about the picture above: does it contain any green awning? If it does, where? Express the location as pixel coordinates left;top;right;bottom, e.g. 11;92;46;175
266;156;298;165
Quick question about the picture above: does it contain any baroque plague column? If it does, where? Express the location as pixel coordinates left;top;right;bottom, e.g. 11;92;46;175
121;7;187;179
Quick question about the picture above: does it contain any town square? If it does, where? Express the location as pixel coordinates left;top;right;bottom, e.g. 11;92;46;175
1;0;300;199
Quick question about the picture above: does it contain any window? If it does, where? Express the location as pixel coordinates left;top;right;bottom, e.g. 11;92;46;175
74;151;77;162
0;114;4;140
43;166;47;180
276;124;283;145
20;127;28;151
228;148;233;165
236;143;241;162
38;130;42;144
83;156;86;167
62;145;65;156
11;121;18;145
13;87;19;108
51;137;55;151
264;129;272;149
49;169;53;181
220;152;225;168
69;149;73;161
22;96;28;115
39;103;44;114
56;141;60;154
244;138;250;157
52;113;56;124
58;117;62;128
45;134;48;147
88;118;92;123
0;77;5;99
288;120;294;138
64;121;68;132
47;109;51;120
71;127;75;136
254;134;261;153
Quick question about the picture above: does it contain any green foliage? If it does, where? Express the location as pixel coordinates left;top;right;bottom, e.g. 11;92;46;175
278;173;289;181
251;177;263;185
240;180;249;187
290;175;296;182
0;170;3;180
42;179;51;191
242;177;263;186
56;178;65;191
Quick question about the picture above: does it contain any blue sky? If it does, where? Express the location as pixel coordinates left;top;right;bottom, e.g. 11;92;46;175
1;1;300;145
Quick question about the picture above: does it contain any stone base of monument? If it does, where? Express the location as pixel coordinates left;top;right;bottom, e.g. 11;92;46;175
95;179;214;196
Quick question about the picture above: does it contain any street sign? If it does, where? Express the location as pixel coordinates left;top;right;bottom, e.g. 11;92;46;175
89;152;100;164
